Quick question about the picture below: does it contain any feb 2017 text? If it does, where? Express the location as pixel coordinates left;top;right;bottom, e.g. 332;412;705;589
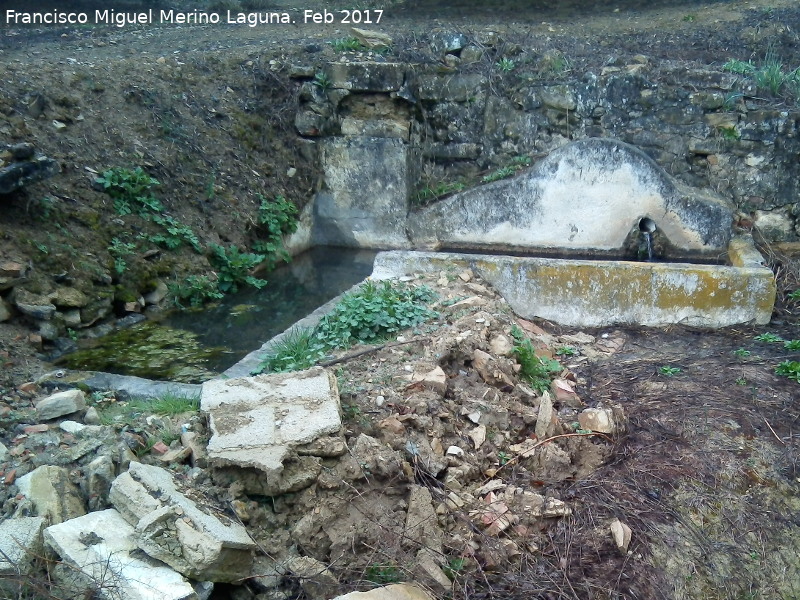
5;9;383;27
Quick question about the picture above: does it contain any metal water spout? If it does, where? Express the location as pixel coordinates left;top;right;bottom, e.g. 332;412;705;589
638;217;657;261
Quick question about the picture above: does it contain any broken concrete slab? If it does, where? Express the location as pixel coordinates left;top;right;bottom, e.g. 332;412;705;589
405;485;443;555
43;509;200;600
332;583;434;600
109;462;256;583
0;516;46;580
16;465;86;524
414;548;452;593
579;407;617;434
201;367;342;495
286;556;339;600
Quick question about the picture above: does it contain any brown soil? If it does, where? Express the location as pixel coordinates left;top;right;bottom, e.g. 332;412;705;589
1;1;800;599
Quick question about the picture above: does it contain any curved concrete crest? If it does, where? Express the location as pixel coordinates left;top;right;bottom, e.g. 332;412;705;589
409;138;733;254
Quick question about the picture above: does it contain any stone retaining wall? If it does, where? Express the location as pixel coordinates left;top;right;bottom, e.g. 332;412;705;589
292;55;800;246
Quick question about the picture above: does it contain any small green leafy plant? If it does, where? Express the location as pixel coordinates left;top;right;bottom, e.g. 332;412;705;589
556;346;578;356
251;194;298;270
169;274;225;308
96;166;163;216
256;280;437;373
209;244;267;293
482;165;516;183
784;340;800;351
658;365;682;377
313;72;331;90
775;360;800;382
257;328;327;373
331;37;363;52
788;289;800;301
414;181;466;205
108;237;137;275
497;57;516;72
733;348;751;358
722;59;756;76
365;564;400;585
722;50;800;99
755;332;784;343
719;126;740;141
444;557;467;580
510;325;562;393
316;280;437;348
482;156;531;183
149;215;202;252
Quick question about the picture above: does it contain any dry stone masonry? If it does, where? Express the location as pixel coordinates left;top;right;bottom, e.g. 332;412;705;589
289;44;800;250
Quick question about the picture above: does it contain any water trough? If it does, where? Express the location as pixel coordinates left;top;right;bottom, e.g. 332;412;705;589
366;138;776;328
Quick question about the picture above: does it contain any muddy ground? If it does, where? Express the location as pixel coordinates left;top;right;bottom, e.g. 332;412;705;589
1;0;800;598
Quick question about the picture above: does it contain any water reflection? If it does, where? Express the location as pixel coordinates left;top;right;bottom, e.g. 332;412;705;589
60;247;377;381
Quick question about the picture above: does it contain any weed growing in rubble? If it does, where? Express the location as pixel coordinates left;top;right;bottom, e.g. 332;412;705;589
365;563;401;584
510;325;561;393
256;280;438;373
148;392;201;415
96;393;199;425
316;280;437;348
258;328;327;373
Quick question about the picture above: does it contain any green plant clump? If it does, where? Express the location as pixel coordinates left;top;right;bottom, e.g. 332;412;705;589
313;72;331;90
96;166;163;216
209;244;267;293
365;564;400;585
510;325;561;393
755;332;784;343
658;365;682;377
251;194;298;270
257;280;438;373
482;156;531;183
169;274;225;308
316;280;437;349
722;51;800;100
784;339;800;351
497;57;516;72
150;214;202;252
775;360;800;382
414;181;466;205
108;237;137;275
259;328;327;373
331;36;363;52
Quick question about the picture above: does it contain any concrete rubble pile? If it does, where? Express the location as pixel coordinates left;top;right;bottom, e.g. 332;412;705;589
0;269;628;599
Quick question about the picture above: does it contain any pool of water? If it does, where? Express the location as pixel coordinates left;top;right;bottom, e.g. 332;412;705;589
58;247;377;382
